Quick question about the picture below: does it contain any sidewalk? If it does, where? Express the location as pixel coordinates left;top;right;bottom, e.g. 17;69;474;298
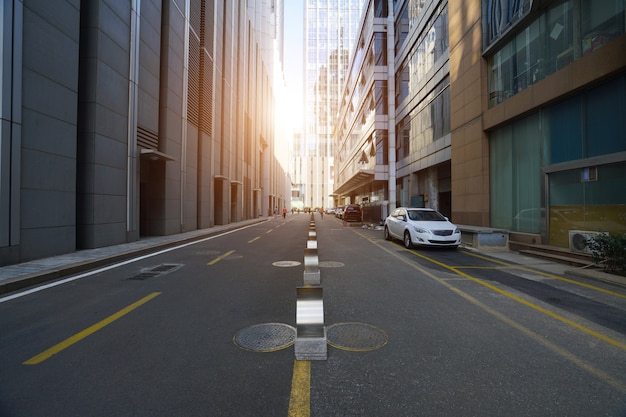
0;217;269;295
1;215;625;295
468;246;626;288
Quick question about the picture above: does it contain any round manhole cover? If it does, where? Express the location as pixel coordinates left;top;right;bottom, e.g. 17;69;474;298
272;261;301;267
233;323;295;352
319;261;344;268
326;322;388;352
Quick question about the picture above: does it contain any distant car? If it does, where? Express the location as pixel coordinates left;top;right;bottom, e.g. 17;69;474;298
335;207;344;219
343;204;362;222
384;207;461;249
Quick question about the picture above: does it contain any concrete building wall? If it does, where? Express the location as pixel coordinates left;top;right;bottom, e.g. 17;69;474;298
19;1;80;260
448;0;489;226
0;0;288;266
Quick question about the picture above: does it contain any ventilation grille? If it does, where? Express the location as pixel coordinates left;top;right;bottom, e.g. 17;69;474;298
188;33;201;126
137;126;158;149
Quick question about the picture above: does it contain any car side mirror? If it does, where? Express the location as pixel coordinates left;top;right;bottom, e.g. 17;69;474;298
397;215;405;221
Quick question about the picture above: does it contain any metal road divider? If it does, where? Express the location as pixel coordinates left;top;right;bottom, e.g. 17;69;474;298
295;214;327;360
303;248;320;285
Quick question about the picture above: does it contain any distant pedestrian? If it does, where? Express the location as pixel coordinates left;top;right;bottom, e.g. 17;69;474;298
282;207;287;219
319;207;324;219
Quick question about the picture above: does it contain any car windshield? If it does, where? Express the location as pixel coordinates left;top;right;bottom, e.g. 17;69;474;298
407;210;446;221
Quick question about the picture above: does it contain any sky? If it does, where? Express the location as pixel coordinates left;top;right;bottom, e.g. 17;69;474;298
281;0;304;131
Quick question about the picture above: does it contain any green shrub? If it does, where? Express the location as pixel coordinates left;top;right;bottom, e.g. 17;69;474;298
586;233;626;274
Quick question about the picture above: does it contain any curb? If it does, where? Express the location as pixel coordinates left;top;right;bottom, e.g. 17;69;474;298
0;218;268;295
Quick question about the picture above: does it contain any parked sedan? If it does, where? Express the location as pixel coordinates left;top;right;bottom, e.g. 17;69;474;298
384;207;461;249
343;204;362;222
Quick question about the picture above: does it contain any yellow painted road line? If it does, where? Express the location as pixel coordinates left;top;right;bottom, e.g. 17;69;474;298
248;236;260;243
266;229;274;234
441;277;626;393
363;235;626;391
405;247;626;352
23;292;161;365
288;360;311;417
464;250;626;300
207;250;235;265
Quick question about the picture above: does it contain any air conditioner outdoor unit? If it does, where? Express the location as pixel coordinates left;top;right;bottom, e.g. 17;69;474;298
568;230;607;253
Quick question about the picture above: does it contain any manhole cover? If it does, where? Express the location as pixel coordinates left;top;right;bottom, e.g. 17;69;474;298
272;261;301;267
319;261;344;268
326;322;388;351
233;323;296;352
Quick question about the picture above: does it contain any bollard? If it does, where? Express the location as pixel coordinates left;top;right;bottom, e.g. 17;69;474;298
295;286;327;360
303;248;320;285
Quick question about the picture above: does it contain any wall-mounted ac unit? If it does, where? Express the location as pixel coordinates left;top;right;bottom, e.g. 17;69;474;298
568;230;607;253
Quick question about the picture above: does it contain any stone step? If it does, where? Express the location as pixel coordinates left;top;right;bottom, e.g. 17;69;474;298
518;249;596;268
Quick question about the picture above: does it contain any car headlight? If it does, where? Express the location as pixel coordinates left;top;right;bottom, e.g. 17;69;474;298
413;226;429;234
454;227;460;234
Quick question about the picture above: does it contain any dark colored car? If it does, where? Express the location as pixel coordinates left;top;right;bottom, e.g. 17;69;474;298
343;204;362;222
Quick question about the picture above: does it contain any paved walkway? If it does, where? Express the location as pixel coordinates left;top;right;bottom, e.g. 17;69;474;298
0;217;268;294
1;216;624;295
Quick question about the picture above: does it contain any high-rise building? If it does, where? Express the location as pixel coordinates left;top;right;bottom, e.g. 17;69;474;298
0;1;289;266
304;0;365;210
334;0;625;249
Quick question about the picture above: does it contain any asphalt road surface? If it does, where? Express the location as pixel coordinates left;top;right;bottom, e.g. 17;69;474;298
1;213;625;416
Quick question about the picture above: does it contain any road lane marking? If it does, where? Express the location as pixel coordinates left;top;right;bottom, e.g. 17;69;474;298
23;292;161;365
441;278;626;393
463;251;626;300
288;360;310;417
406;247;626;352
207;250;235;265
364;236;626;392
266;229;274;234
1;220;267;303
248;236;260;243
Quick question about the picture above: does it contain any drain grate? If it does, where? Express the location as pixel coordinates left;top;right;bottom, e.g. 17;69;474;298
129;272;160;281
234;323;296;352
150;264;179;273
326;322;388;352
129;264;181;280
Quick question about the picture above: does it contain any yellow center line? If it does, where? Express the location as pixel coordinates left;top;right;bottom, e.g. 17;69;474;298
448;265;511;269
288;360;311;417
23;292;161;365
207;250;235;265
248;236;260;243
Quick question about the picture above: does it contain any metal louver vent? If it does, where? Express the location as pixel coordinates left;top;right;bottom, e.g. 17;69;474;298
137;126;158;149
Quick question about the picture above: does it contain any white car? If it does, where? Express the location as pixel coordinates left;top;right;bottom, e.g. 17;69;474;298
384;207;461;249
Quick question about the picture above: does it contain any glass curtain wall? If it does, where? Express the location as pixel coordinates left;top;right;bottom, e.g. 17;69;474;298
490;74;626;245
488;0;625;107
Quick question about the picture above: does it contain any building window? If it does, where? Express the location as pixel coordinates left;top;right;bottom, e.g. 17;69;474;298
487;0;626;107
490;74;626;240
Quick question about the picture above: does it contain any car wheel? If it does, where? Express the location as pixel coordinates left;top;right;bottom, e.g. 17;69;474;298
403;230;412;248
384;226;391;240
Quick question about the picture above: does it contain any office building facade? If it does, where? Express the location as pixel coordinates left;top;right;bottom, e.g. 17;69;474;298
304;0;365;210
0;0;289;266
334;0;625;248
